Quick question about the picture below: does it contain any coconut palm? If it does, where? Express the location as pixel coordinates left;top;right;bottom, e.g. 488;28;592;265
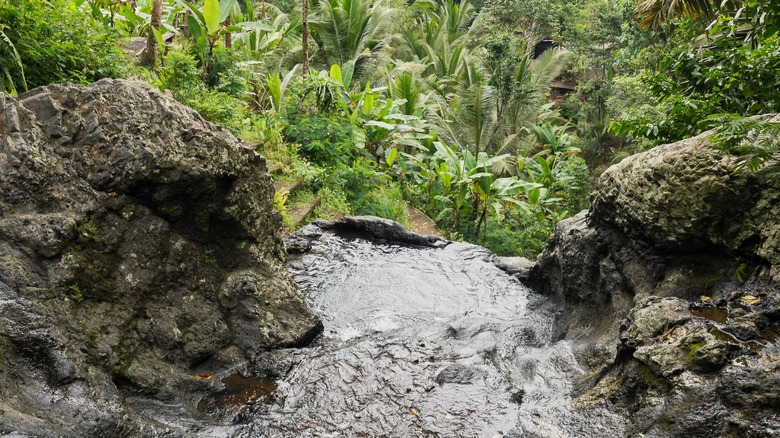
429;48;569;166
309;0;394;86
634;0;715;29
141;0;162;66
504;48;569;134
302;0;310;72
401;0;473;74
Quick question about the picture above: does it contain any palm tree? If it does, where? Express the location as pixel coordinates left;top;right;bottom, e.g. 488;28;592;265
430;59;500;161
634;0;715;29
429;49;569;163
141;0;162;66
302;0;310;73
310;0;393;85
504;48;569;134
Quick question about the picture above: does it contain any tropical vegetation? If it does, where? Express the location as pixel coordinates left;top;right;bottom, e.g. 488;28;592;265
1;0;777;258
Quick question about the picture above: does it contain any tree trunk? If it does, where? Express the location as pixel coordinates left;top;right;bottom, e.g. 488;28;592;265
225;17;232;48
302;0;309;74
141;0;163;67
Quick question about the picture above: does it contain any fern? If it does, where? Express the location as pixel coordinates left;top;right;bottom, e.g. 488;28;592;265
0;25;27;95
705;113;780;181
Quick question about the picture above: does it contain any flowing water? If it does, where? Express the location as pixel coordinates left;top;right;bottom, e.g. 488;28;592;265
205;226;627;437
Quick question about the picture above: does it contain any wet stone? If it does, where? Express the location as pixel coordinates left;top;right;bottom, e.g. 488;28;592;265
690;306;728;324
222;227;630;437
434;364;483;385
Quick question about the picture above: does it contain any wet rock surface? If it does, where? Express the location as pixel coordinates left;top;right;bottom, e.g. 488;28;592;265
0;79;321;436
531;122;780;437
222;222;627;437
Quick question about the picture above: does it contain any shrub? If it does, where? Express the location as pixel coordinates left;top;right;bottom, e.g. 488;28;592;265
465;209;554;258
284;115;361;166
158;49;249;134
0;0;129;92
353;183;409;225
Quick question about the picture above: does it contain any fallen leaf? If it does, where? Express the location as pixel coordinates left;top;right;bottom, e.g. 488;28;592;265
195;374;213;380
740;295;761;305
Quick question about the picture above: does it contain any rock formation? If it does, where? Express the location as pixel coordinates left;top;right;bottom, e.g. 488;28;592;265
0;79;321;436
530;118;780;436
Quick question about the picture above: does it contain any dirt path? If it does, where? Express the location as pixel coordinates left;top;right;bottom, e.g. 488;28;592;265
405;204;441;237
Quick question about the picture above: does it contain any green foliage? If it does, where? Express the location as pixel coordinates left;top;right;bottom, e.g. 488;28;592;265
686;340;706;365
310;0;394;84
465;210;553;257
733;263;749;284
705;114;780;181
0;0;129;91
0;25;26;95
316;186;352;218
480;0;561;44
614;4;780;146
158;49;249;134
68;284;84;303
634;0;714;30
353;182;408;224
75;219;101;244
284;115;360;166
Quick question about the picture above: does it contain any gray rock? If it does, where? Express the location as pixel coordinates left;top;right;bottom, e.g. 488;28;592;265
495;256;535;280
434;363;483;385
530;117;780;437
591;117;780;278
624;297;691;340
313;216;447;247
0;79;321;435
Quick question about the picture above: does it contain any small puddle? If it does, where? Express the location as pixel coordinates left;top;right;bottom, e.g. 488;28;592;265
709;327;765;352
198;373;277;414
691;306;728;323
762;326;780;343
214;374;277;408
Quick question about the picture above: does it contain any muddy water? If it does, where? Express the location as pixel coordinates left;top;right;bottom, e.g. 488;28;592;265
221;228;626;437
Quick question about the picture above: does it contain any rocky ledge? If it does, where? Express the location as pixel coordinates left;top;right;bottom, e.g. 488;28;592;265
530;117;780;437
0;79;321;436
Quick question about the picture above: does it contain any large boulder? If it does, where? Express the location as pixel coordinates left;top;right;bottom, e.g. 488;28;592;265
592;122;780;277
530;119;780;436
0;79;321;436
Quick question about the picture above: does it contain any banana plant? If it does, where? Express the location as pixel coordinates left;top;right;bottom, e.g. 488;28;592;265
472;175;542;238
529;122;580;157
179;0;238;67
232;2;300;58
264;65;300;113
519;155;567;207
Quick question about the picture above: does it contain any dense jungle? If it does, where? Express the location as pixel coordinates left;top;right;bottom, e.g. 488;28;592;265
3;0;778;256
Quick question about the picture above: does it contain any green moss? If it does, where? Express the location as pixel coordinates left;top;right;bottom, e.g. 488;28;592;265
203;249;219;268
74;219;100;243
68;284;84;303
686;341;706;365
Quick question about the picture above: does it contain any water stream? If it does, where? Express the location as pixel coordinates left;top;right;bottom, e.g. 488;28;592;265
213;227;627;437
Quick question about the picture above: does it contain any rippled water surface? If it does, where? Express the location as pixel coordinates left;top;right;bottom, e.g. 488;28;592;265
217;229;626;437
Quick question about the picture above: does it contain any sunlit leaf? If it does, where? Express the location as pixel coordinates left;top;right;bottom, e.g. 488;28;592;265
204;0;221;33
386;147;398;167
